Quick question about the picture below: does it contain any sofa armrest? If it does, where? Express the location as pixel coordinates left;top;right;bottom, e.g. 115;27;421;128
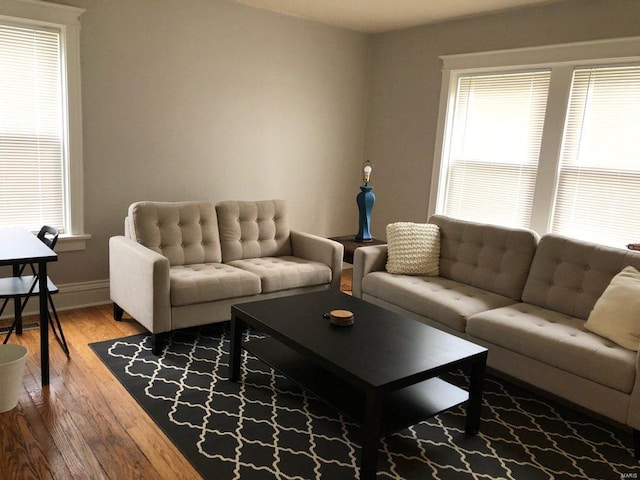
352;244;388;298
627;350;640;430
290;230;343;290
109;236;171;334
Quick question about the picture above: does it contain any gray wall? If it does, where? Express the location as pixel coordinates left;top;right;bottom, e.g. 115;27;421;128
40;0;640;291
364;0;640;239
47;0;370;285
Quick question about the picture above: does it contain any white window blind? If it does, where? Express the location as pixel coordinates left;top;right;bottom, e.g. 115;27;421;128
0;23;65;233
552;66;640;247
443;71;550;228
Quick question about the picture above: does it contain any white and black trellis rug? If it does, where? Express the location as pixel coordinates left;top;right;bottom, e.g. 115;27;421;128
90;324;640;480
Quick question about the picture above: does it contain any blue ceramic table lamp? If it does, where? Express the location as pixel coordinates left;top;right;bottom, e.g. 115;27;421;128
356;160;375;242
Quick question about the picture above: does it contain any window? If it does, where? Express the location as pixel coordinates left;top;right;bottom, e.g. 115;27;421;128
431;37;640;248
0;23;64;231
443;71;550;228
553;66;640;246
0;0;87;250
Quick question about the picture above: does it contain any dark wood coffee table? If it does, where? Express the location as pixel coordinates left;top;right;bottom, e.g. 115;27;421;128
228;290;487;480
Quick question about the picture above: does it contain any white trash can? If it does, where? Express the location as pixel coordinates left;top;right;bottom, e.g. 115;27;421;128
0;344;28;413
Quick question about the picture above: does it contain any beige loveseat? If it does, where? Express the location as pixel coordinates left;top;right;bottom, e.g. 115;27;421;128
353;214;640;452
110;200;343;354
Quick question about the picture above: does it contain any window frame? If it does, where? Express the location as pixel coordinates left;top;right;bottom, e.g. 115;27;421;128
430;36;640;238
0;0;88;251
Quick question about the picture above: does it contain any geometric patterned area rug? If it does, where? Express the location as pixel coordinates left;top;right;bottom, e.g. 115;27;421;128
90;324;640;480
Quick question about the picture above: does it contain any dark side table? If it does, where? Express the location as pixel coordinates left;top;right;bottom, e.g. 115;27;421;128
330;235;386;264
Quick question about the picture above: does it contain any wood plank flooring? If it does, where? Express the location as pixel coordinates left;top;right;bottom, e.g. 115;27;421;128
0;270;354;480
0;306;201;480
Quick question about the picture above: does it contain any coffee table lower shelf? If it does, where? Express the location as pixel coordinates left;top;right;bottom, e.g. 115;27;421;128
244;337;469;436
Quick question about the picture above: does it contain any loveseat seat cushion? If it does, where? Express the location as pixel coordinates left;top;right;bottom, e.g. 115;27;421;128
228;256;331;293
129;201;222;266
216;200;292;262
467;303;636;393
361;271;516;332
429;215;538;301
170;263;261;306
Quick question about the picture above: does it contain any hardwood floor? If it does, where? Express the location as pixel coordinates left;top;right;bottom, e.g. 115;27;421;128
341;267;353;294
0;306;200;480
0;270;354;480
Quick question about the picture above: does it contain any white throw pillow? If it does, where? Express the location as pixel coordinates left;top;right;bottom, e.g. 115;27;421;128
584;265;640;351
385;222;440;276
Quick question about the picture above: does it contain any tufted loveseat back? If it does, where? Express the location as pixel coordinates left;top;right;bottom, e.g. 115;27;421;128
216;200;292;263
428;215;539;301
128;201;222;266
522;233;640;320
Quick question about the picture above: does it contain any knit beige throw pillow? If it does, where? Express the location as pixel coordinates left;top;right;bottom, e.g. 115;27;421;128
385;222;440;276
584;265;640;351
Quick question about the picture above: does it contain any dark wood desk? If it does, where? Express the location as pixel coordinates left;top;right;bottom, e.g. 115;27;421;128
0;227;57;386
329;235;386;264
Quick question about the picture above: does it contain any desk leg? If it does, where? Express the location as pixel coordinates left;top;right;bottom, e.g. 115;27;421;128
12;264;22;334
39;261;49;386
361;390;382;480
228;315;244;381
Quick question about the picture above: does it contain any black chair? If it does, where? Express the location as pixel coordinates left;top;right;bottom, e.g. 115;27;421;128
0;226;70;356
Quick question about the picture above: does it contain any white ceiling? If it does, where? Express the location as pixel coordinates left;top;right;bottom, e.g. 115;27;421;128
234;0;566;33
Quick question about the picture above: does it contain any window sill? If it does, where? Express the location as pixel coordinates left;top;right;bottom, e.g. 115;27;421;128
57;233;91;252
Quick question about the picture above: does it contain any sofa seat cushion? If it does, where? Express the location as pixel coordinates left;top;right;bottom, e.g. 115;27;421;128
228;256;331;293
361;272;516;332
170;263;261;306
467;303;636;393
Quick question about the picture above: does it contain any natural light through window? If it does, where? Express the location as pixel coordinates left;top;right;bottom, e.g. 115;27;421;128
443;71;550;228
0;24;65;232
552;65;640;246
0;0;87;250
432;37;640;249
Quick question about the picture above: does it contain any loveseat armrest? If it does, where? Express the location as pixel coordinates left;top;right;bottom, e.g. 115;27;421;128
352;244;387;298
290;230;343;290
109;236;171;334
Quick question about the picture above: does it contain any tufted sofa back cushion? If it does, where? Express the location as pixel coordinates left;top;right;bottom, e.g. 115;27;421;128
128;201;222;266
522;234;640;319
216;199;292;262
428;215;539;300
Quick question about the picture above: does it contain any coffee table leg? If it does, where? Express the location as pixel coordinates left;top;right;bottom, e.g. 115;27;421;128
465;353;487;435
228;315;244;381
361;390;382;480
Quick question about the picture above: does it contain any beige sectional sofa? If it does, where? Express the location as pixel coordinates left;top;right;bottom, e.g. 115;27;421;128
110;200;343;354
353;214;640;452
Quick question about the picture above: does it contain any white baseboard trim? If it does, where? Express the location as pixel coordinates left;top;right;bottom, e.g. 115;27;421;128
0;279;111;320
